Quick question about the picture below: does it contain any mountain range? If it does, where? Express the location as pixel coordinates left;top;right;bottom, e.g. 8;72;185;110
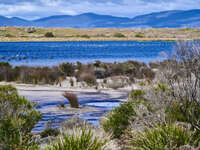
0;9;200;28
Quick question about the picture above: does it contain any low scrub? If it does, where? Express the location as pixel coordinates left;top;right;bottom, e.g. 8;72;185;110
129;89;146;100
45;127;109;150
113;33;126;38
131;123;192;150
0;85;42;149
62;92;79;108
102;101;136;138
79;72;97;86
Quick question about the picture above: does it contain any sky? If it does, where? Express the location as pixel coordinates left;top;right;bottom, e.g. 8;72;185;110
0;0;199;20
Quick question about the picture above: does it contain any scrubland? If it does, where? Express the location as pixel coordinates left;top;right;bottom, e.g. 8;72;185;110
0;41;200;150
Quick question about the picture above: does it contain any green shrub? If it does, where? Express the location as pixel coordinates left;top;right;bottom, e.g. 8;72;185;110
45;127;108;150
45;32;54;37
131;123;192;150
102;101;136;138
129;90;146;100
80;34;90;38
166;101;200;128
153;83;169;93
62;92;79;108
113;33;126;38
5;33;14;37
135;32;144;38
40;128;60;138
0;85;42;149
59;62;75;76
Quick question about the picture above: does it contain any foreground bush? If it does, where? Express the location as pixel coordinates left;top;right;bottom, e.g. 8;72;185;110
102;101;136;138
0;85;42;149
62;92;79;108
45;127;109;150
131;123;192;150
162;41;200;136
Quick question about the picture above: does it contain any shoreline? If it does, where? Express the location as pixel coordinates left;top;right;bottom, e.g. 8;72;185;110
0;37;198;42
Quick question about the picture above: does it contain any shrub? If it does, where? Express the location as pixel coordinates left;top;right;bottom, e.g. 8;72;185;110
5;33;14;37
45;32;54;37
102;101;136;138
135;32;144;38
80;34;90;38
141;67;155;80
59;62;75;76
45;127;108;150
129;90;146;100
162;41;200;134
113;33;126;38
79;72;97;86
0;85;42;149
131;123;192;150
166;101;200;127
62;92;79;108
40;128;60;138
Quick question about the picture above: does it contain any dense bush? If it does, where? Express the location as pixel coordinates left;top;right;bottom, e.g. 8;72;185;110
131;123;192;150
59;62;75;76
63;92;79;108
80;34;90;38
162;41;200;136
79;72;97;86
45;127;108;150
113;33;126;38
0;61;154;86
135;32;144;38
102;101;136;138
0;85;42;149
45;32;54;37
129;89;146;100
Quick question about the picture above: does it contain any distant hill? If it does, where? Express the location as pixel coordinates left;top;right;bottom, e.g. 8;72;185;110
0;9;200;28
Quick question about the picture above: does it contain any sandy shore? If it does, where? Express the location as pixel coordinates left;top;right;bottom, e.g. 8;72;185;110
0;82;131;115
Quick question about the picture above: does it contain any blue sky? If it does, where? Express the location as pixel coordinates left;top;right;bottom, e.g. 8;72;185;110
0;0;199;19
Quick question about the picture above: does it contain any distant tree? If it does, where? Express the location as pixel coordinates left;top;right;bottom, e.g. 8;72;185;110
45;32;54;37
113;33;126;38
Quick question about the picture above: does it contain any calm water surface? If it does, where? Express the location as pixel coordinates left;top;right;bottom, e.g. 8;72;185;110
0;41;174;66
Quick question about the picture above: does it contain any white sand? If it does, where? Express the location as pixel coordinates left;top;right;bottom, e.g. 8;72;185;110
0;82;134;114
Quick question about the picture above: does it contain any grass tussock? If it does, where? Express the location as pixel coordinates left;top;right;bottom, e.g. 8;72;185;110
45;127;109;150
62;92;79;108
131;123;192;150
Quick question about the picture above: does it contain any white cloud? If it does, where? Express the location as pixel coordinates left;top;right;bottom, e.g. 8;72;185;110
0;0;199;19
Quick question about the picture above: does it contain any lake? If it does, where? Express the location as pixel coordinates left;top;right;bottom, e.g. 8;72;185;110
0;41;174;66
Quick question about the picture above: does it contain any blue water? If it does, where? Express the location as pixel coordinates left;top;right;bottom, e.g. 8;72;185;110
0;41;174;66
25;94;122;132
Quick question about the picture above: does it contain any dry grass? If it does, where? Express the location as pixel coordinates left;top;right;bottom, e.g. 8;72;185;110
0;27;200;41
